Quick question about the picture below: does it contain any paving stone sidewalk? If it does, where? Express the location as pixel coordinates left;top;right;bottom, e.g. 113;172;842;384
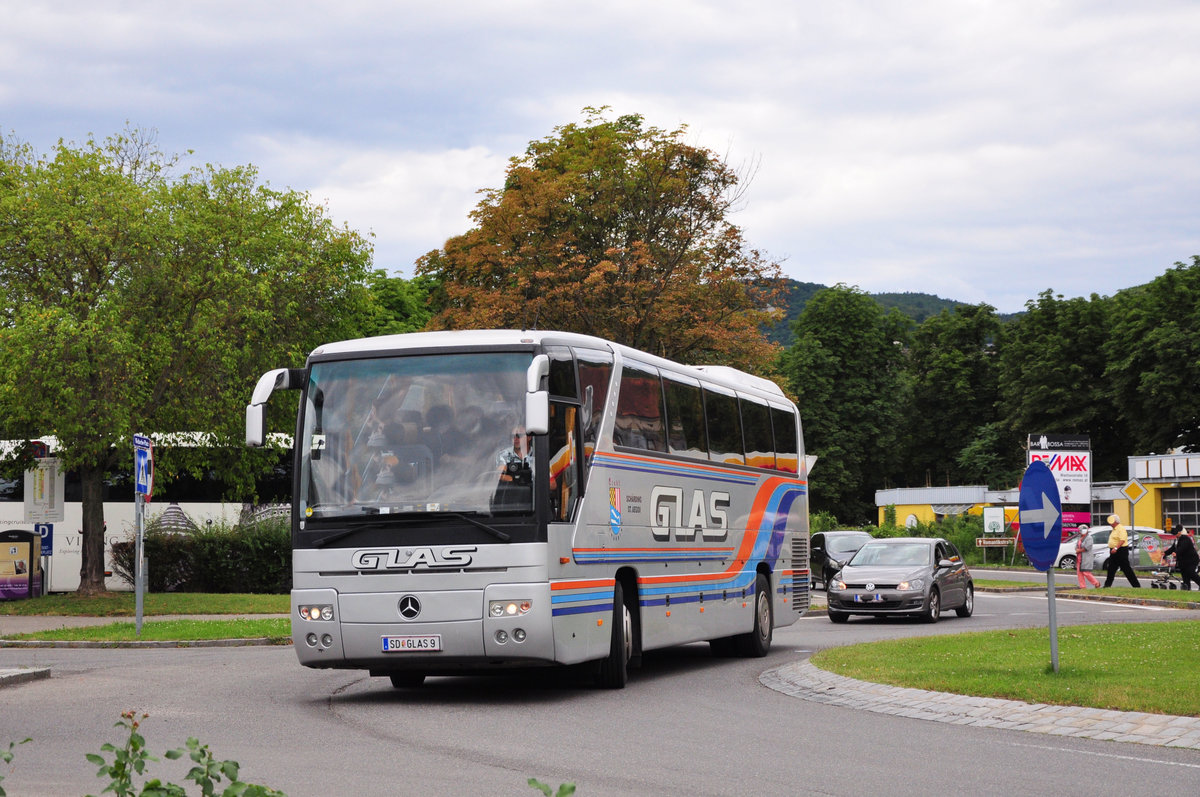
761;659;1200;750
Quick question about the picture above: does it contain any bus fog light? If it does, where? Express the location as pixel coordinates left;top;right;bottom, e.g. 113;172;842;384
489;600;532;617
321;634;333;647
513;628;526;643
305;633;318;647
299;604;334;622
495;630;509;644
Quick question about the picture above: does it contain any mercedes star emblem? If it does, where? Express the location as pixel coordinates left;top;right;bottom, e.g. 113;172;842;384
398;595;422;620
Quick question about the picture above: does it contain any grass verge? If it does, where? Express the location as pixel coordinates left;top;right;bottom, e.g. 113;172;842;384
5;618;292;643
0;592;288;617
812;620;1200;716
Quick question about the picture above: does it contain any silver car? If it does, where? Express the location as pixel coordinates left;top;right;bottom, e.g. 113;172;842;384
826;537;974;624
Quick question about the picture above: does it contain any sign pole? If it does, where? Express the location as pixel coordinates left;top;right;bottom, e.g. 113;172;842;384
135;491;144;635
1046;570;1058;672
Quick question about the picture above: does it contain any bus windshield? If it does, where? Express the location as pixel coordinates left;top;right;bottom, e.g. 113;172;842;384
298;352;533;521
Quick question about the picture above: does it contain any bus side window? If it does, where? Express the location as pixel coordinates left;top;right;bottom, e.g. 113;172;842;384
663;376;707;458
740;396;774;470
704;387;743;465
575;349;613;467
549;402;580;522
614;363;665;452
771;405;799;474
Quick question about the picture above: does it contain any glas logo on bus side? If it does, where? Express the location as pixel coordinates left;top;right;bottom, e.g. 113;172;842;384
649;487;731;541
352;546;477;571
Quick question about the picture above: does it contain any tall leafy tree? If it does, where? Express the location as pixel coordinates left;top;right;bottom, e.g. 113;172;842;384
0;130;372;592
900;303;1001;486
779;285;911;522
995;289;1131;480
418;108;782;371
1103;257;1200;454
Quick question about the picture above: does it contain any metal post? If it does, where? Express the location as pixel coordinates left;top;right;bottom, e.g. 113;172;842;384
135;491;144;635
1047;569;1059;672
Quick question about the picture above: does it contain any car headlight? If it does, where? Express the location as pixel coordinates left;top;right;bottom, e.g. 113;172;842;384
829;578;846;591
896;579;925;591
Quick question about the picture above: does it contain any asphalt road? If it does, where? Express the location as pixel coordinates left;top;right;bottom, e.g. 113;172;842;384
1;593;1197;796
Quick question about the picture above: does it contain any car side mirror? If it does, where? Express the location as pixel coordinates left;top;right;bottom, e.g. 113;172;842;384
937;558;955;569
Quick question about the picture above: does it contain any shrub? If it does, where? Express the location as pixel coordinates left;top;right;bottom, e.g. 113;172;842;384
110;515;291;594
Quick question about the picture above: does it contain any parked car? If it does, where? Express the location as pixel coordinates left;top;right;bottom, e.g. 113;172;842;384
810;530;873;590
826;537;973;624
1055;526;1174;571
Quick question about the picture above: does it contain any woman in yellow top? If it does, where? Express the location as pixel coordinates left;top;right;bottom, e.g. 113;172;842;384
1103;514;1142;588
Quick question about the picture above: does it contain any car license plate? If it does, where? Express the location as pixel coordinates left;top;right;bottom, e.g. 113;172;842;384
854;593;884;603
382;635;442;652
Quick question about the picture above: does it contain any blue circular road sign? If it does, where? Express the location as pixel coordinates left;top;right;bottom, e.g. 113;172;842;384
1019;459;1063;571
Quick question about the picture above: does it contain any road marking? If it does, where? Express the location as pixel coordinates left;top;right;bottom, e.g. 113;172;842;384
1005;740;1200;769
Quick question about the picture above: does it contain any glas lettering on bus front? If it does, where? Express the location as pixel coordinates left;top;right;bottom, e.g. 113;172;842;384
248;331;809;689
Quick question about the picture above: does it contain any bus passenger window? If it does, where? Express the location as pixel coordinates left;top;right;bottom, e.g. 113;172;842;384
741;397;774;470
704;387;743;465
614;364;665;452
771;406;799;474
663;376;706;458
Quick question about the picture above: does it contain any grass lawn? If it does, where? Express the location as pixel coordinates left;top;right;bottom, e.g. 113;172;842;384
0;592;288;617
813;620;1200;717
6;617;292;643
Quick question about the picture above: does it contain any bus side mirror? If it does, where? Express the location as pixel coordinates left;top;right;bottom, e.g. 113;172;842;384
525;355;550;435
245;368;304;447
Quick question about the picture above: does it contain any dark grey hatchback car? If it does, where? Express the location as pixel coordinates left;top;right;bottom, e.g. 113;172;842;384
826;537;973;624
810;530;874;590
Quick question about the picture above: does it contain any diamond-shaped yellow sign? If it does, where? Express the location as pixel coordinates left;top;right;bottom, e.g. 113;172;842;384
1121;478;1147;504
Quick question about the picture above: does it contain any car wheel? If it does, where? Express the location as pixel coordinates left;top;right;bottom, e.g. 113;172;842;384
389;672;426;688
828;610;849;624
1059;555;1076;571
596;582;632;688
922;588;941;623
955;584;974;618
734;573;773;657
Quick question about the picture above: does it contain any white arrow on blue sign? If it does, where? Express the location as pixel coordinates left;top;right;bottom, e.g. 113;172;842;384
133;434;154;498
1018;459;1062;571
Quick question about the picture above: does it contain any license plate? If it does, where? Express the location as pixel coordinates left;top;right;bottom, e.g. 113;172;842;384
382;635;442;652
854;593;883;603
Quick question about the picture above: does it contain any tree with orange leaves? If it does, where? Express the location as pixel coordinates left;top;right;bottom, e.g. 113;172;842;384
417;109;783;372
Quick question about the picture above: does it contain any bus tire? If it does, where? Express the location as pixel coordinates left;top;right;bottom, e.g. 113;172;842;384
389;672;426;688
596;582;632;689
734;573;773;657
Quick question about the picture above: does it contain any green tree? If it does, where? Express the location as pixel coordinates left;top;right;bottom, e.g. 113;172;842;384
1103;257;1200;454
418;108;783;371
995;289;1131;480
900;303;1001;487
0;129;372;593
779;285;911;522
358;270;435;337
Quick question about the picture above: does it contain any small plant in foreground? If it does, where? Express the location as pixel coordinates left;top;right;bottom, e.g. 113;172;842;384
84;710;284;796
528;777;576;796
1;738;30;797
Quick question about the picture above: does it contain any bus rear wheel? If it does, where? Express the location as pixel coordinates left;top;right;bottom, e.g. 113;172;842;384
596;582;632;689
734;573;773;657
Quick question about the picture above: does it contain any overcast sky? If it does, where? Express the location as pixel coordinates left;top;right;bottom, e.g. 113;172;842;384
4;1;1199;313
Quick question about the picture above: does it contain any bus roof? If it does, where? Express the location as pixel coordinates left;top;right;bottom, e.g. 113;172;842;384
307;330;790;403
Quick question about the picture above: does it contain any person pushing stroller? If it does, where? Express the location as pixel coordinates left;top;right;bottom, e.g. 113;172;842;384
1163;522;1200;591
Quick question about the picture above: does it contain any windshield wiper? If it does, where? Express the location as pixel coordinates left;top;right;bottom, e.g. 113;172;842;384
306;511;511;547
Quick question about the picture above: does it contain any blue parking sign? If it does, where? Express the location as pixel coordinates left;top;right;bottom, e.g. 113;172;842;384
133;434;154;498
35;523;52;556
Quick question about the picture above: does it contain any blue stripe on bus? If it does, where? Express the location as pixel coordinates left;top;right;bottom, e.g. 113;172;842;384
591;453;759;485
551;601;614;617
551;590;613;604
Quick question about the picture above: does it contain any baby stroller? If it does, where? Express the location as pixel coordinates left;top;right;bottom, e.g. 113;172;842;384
1150;555;1182;590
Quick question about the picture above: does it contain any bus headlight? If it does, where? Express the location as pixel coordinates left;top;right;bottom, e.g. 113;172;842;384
489;599;532;617
298;604;334;621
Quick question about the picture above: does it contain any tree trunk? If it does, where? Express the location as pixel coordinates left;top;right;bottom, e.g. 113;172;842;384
78;463;108;595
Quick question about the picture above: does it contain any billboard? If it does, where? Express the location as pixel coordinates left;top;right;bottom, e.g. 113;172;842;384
1027;434;1091;525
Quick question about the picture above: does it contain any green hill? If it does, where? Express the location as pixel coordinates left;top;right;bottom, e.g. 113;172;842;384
765;280;964;346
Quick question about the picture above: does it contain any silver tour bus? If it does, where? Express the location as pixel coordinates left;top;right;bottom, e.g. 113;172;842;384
246;330;810;688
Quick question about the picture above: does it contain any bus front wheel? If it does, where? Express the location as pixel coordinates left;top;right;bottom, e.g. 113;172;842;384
596;582;632;689
735;573;773;657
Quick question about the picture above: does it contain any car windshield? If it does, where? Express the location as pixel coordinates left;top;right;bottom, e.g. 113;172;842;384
828;536;869;554
297;352;532;520
850;542;932;567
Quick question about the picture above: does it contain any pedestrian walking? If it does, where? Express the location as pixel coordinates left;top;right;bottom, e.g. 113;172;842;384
1163;522;1200;591
1074;525;1100;588
1103;514;1141;588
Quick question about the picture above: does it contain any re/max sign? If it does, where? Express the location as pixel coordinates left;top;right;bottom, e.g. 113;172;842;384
1029;452;1090;473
